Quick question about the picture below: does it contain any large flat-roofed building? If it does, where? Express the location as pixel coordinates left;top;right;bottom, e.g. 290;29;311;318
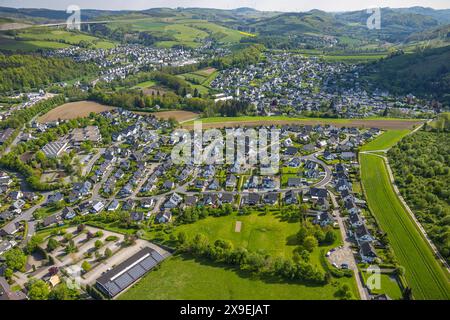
96;247;165;298
42;140;69;158
70;126;101;146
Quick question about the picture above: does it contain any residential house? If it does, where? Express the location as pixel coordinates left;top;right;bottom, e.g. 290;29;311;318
314;212;334;227
360;241;377;263
355;224;373;243
157;211;172;224
42;213;63;228
284;190;298;204
264;193;278;205
287;178;303;188
225;175;237;189
164;193;182;209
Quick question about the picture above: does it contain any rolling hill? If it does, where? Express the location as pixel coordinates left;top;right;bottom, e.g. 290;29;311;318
361;46;450;105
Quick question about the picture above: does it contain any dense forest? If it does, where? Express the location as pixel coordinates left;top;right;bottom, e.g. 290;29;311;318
388;130;450;262
0;54;97;94
361;46;450;106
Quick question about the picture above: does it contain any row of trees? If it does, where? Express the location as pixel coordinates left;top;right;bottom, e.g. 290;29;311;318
388;130;450;262
0;95;65;129
176;232;327;285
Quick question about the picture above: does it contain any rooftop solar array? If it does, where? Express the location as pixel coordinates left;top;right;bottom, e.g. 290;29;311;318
96;247;165;297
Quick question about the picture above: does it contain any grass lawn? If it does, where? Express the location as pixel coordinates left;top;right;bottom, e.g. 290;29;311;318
118;255;357;300
360;153;450;299
149;211;301;258
361;272;403;300
132;80;157;89
360;130;410;151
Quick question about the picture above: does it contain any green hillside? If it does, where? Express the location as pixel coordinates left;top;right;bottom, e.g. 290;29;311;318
361;46;450;105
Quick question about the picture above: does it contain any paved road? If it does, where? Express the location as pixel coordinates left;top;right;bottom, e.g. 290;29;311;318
329;191;369;300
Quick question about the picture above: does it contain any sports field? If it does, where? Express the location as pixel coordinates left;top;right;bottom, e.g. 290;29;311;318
360;153;450;299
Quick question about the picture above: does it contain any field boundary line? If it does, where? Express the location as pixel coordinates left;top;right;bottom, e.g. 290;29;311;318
360;121;449;276
363;151;450;275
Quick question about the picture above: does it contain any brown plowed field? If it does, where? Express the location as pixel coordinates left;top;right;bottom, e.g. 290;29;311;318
38;101;116;123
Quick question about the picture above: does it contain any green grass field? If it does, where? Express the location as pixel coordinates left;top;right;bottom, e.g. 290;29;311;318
321;54;387;62
361;272;403;300
119;255;357;300
0;37;71;51
4;28;117;50
360;130;411;151
132;80;157;89
120;210;360;300
152;211;301;258
184;116;421;128
360;153;450;299
107;18;249;48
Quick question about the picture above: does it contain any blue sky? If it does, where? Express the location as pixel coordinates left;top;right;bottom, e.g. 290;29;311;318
2;0;450;11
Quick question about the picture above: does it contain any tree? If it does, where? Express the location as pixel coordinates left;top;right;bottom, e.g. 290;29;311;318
303;236;318;253
4;248;27;272
324;230;337;245
27;279;50;300
81;261;92;272
177;231;187;244
104;248;113;259
65;240;77;254
4;268;13;280
335;284;354;300
77;224;86;233
95;231;104;238
49;283;79;300
46;238;60;252
94;240;103;250
63;233;73;242
26;235;44;253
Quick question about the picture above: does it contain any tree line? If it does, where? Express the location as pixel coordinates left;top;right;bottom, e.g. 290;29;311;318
388;130;450;262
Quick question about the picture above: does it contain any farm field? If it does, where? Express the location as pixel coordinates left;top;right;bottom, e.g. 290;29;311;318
38;101;116;123
321;54;387;62
0;36;72;51
18;28;115;49
107;18;247;48
119;255;358;300
360;153;450;300
360;130;411;151
177;67;219;94
182;116;423;130
4;28;117;50
150;110;199;123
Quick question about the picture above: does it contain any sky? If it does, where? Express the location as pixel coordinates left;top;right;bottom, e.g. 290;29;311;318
1;0;450;12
